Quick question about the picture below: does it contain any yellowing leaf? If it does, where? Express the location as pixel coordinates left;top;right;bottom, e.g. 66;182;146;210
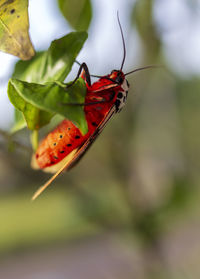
0;0;35;60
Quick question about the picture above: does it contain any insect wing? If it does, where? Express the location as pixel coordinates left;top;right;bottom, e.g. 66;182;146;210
32;105;116;200
92;83;119;93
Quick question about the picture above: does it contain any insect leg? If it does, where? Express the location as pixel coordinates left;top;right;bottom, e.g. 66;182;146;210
60;99;108;107
61;91;115;107
66;62;91;88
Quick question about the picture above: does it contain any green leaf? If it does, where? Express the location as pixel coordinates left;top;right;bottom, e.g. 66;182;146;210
13;51;43;81
11;31;88;132
58;0;92;31
8;80;53;130
10;109;26;133
8;78;88;134
0;0;35;60
13;32;88;83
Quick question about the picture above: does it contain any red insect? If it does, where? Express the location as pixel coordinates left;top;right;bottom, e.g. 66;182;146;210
31;15;153;200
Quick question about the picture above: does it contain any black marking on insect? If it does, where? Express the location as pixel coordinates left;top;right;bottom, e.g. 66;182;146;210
117;92;123;99
115;99;121;112
67;144;72;147
92;122;98;127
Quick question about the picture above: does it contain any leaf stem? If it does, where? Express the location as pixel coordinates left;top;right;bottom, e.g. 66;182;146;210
30;130;38;152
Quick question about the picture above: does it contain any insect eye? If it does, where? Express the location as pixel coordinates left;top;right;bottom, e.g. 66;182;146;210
115;76;124;84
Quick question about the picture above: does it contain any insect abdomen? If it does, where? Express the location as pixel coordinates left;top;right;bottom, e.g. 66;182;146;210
35;120;87;168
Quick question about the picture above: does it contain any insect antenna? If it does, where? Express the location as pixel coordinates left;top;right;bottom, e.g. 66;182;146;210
75;12;127;77
125;65;161;76
117;12;126;71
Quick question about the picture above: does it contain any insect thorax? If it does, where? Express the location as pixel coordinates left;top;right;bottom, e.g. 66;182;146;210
115;79;129;112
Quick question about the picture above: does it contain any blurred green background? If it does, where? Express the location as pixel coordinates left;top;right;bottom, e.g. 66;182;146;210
0;0;200;278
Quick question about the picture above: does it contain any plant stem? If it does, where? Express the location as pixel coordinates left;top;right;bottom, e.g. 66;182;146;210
30;130;38;152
